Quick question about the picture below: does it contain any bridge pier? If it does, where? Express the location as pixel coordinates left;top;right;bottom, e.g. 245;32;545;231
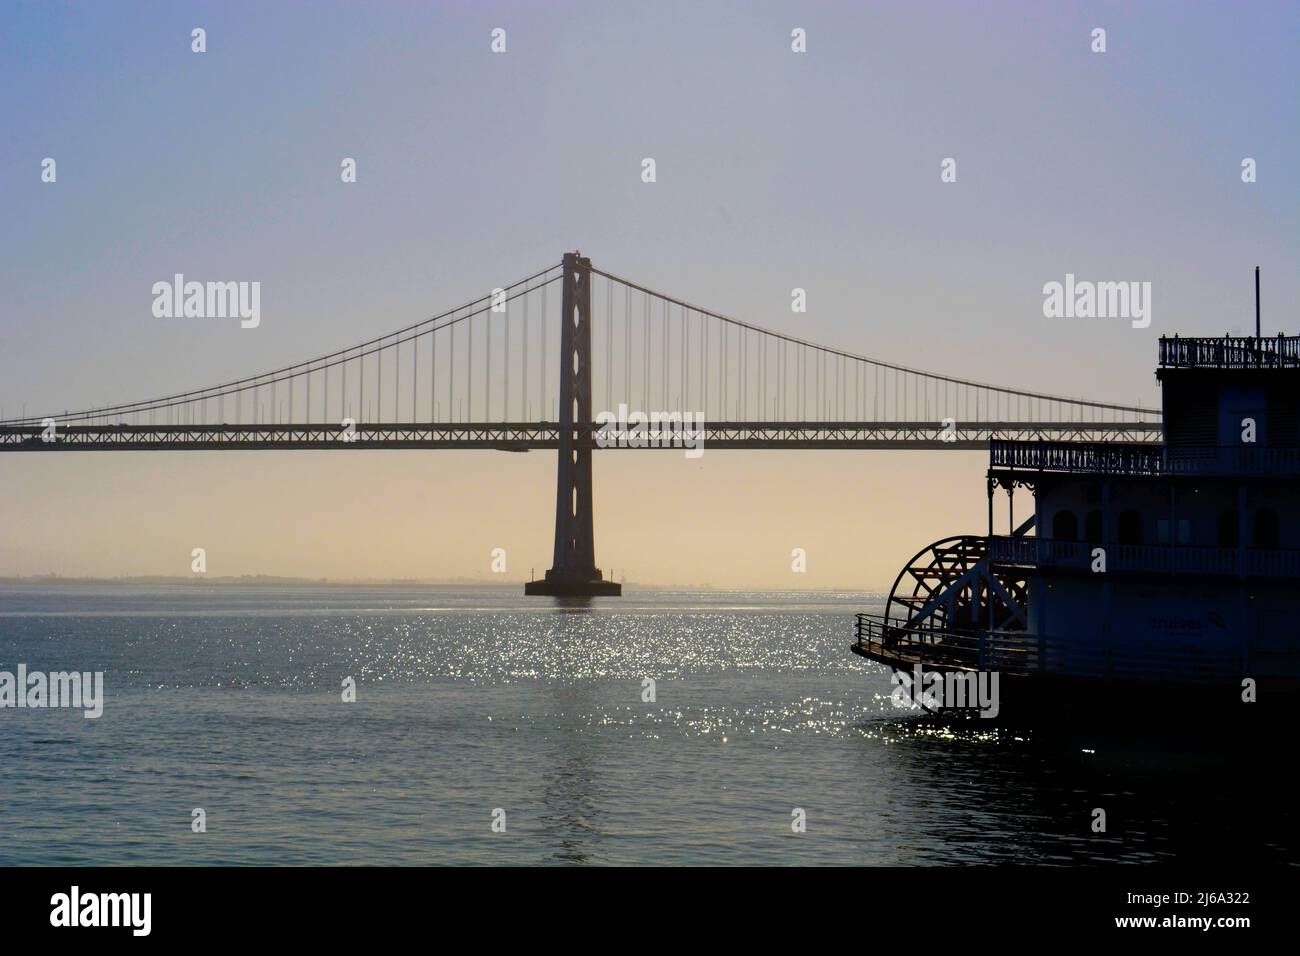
525;252;621;597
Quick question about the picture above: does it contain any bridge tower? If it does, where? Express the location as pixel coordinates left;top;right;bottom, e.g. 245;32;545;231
525;252;621;596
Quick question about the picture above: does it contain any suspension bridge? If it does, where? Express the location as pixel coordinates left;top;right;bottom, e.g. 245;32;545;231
0;252;1161;595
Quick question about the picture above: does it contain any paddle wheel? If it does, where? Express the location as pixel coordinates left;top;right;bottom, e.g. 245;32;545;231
885;536;1027;636
854;534;1029;671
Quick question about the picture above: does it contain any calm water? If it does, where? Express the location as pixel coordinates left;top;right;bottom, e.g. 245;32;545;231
0;584;1292;866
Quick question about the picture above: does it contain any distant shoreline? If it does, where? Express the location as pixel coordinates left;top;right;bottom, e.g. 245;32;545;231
0;575;518;588
0;575;882;593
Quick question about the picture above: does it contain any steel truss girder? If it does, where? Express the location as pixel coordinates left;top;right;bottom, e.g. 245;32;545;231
0;420;1163;452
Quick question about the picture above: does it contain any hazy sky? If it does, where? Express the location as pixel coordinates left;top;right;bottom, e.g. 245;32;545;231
1;1;1296;588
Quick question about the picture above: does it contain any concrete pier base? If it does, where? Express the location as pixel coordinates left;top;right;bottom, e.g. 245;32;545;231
525;572;621;597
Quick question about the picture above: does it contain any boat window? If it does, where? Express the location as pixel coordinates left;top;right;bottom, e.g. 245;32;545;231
1118;510;1142;545
1217;509;1239;548
1084;509;1103;544
1052;509;1078;542
1253;509;1281;549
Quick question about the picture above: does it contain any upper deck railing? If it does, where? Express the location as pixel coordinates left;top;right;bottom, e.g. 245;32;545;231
1159;334;1300;369
990;440;1300;476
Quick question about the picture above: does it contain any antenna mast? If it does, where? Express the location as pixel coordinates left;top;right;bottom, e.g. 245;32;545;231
1255;266;1261;339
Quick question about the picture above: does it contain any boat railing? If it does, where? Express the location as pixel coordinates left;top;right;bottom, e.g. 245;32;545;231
988;535;1300;577
853;613;1038;675
1159;334;1300;369
854;612;1248;683
990;440;1300;476
1027;632;1242;684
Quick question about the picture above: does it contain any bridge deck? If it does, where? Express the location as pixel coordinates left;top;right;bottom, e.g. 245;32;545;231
0;421;1163;452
